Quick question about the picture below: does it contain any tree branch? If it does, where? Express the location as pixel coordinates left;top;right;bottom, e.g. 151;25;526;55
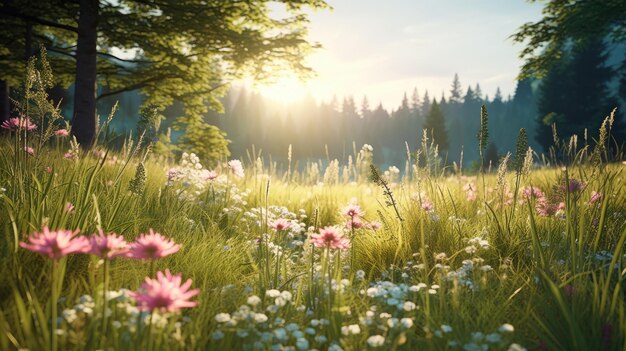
0;8;78;33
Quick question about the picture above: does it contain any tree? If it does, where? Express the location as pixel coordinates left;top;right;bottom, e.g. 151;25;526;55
360;95;371;118
421;90;431;116
449;73;463;104
512;0;626;79
410;87;420;113
1;0;329;146
536;37;624;151
424;99;449;151
179;122;230;167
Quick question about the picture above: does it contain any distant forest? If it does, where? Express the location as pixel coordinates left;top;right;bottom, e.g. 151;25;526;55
88;38;625;169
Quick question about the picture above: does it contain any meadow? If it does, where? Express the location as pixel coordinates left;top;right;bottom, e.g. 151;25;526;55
0;64;625;351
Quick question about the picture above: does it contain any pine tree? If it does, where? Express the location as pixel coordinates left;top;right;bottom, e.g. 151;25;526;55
449;73;463;104
360;96;371;118
424;99;449;151
421;91;431;116
536;37;624;151
411;87;420;113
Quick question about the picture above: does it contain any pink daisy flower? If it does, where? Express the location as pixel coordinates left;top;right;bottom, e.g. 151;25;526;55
522;186;545;201
589;191;603;205
55;129;69;137
270;218;291;231
342;204;364;219
310;226;350;250
1;117;37;131
88;229;129;259
23;147;34;156
201;170;218;181
126;229;180;259
19;227;89;260
132;269;199;313
227;160;244;178
421;200;434;212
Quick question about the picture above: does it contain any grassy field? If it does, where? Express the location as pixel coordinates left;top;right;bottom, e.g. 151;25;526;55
0;118;625;351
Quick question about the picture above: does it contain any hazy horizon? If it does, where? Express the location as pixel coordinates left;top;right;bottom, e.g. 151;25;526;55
243;0;544;109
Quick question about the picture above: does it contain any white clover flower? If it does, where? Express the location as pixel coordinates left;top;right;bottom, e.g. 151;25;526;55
441;324;453;333
428;289;437;295
280;291;293;301
62;309;77;323
254;313;268;323
247;295;262;306
356;270;365;279
508;343;527;351
499;323;514;333
387;318;399;328
400;318;414;328
215;313;231;323
471;332;485;341
266;289;281;298
367;335;386;347
403;301;417;311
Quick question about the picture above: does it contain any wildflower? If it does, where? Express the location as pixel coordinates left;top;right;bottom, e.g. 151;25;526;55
166;168;180;182
270;218;291;231
400;318;414;328
55;129;69;137
499;323;514;333
88;229;129;259
342;204;364;219
441;325;453;333
202;170;218;181
228;160;245;178
23;146;34;156
45;166;53;174
132;269;199;313
20;227;89;260
126;229;180;259
508;344;527;351
215;313;231;323
310;226;350;250
1;117;37;131
368;221;382;230
247;295;262;306
589;191;603;205
346;218;364;230
562;179;584;193
536;200;558;217
367;335;385;347
421;200;434;212
65;202;75;214
521;186;545;201
64;152;76;160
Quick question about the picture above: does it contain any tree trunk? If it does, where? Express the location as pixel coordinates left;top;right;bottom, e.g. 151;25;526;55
72;0;98;147
0;80;9;124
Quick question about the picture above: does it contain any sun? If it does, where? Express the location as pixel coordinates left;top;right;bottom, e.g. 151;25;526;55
251;75;310;104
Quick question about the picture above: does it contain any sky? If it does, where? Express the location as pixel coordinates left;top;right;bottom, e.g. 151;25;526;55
249;0;544;109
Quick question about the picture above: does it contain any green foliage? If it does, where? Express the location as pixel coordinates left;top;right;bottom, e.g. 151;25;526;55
178;121;231;168
128;161;146;195
136;104;163;147
423;100;449;152
512;0;626;79
477;104;489;155
513;128;528;175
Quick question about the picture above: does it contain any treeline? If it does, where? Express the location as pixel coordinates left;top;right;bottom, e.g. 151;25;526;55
203;76;538;168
